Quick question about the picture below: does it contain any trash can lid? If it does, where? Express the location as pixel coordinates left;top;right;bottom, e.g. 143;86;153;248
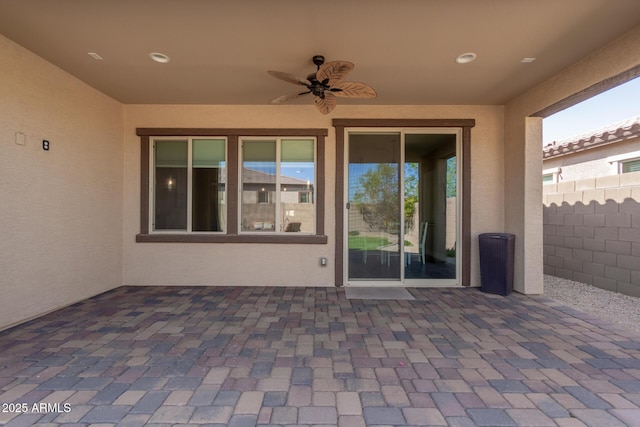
479;233;515;239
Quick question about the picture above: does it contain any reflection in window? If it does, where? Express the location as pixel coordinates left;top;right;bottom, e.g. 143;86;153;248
299;192;312;204
192;139;226;232
258;190;272;204
241;138;315;233
242;140;277;231
154;140;188;230
153;138;226;232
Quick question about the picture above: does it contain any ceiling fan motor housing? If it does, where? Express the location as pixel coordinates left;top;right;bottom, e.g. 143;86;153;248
306;74;326;97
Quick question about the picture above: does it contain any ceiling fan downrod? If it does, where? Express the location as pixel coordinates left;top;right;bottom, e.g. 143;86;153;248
307;55;328;97
312;55;325;69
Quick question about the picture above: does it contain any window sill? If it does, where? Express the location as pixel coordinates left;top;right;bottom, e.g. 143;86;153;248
136;233;328;244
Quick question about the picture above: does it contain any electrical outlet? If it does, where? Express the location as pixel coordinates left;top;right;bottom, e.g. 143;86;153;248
43;140;50;151
320;257;327;266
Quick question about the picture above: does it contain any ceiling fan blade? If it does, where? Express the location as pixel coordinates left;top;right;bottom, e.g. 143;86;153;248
267;70;311;86
316;61;354;85
314;92;337;114
331;81;377;99
270;91;310;104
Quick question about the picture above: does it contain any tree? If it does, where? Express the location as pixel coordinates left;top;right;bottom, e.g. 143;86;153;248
404;163;418;231
353;164;398;232
352;163;419;232
446;157;456;198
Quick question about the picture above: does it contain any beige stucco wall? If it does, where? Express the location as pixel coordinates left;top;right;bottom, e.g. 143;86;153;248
9;23;636;320
123;104;504;287
0;35;124;331
504;24;640;294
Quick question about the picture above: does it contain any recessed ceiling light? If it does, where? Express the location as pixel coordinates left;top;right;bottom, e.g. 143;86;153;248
521;57;536;63
455;52;477;64
149;52;170;63
88;52;103;60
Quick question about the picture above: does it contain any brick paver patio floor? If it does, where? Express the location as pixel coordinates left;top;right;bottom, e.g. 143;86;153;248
1;286;640;426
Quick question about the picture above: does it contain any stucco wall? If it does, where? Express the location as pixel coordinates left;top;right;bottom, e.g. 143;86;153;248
0;35;124;331
543;172;640;297
504;24;640;294
123;105;504;288
6;22;637;323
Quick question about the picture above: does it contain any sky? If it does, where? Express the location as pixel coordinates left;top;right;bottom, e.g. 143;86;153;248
543;77;640;145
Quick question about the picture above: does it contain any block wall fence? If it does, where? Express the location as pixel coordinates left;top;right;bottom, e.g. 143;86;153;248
543;171;640;297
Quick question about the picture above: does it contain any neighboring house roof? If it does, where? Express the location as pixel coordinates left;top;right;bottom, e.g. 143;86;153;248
219;168;312;187
543;116;640;159
242;168;311;186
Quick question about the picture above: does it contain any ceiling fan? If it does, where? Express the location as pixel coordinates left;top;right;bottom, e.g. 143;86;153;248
267;55;377;114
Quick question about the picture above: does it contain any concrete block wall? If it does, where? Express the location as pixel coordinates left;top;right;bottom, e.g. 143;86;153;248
543;171;640;297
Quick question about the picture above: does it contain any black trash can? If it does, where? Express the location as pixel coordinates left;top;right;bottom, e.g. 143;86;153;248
479;233;515;296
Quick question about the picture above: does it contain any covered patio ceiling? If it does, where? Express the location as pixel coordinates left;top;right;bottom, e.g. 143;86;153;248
1;0;639;105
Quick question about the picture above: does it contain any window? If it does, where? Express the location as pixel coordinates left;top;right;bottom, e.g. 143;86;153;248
257;190;271;204
607;151;640;175
153;138;226;232
241;138;315;233
137;128;327;244
542;167;560;184
622;158;640;173
299;192;312;204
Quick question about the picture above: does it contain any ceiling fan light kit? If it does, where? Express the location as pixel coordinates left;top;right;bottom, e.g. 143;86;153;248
268;55;377;114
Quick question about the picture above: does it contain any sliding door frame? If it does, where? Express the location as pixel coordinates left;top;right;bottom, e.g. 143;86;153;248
333;119;475;287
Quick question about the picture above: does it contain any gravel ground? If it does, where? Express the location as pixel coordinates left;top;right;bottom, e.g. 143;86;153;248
543;274;640;333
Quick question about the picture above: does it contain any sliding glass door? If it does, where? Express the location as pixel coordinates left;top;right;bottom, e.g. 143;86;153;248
347;133;402;280
346;129;460;286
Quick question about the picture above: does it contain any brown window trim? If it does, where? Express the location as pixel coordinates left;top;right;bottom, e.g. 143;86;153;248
332;118;475;286
136;128;327;244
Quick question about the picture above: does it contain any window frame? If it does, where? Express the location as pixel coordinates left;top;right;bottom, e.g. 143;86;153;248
607;150;640;174
136;128;327;244
257;190;271;204
150;136;228;234
542;167;561;184
332;118;475;288
299;191;312;204
239;136;317;235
